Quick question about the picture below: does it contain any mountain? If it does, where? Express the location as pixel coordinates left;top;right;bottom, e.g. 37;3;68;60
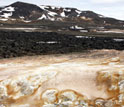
0;1;124;27
0;2;44;22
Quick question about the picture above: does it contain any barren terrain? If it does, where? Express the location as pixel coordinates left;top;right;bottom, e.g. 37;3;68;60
0;50;124;106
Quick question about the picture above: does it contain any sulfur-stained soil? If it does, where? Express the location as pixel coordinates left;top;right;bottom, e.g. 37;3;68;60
0;50;124;106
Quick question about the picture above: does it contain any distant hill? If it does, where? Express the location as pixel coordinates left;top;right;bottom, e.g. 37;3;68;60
0;1;124;28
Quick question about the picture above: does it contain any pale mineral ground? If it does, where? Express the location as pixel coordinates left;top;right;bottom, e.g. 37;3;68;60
0;49;124;107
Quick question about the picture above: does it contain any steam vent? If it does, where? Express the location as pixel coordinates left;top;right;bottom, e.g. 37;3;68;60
0;50;123;107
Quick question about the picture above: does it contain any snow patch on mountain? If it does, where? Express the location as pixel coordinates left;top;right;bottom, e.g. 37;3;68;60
75;10;82;14
39;5;58;20
51;6;56;10
40;5;61;10
20;16;24;19
61;12;65;17
64;8;71;12
0;18;8;21
0;6;15;19
0;12;12;18
39;5;46;10
98;15;106;18
48;11;57;16
38;14;47;20
2;6;15;12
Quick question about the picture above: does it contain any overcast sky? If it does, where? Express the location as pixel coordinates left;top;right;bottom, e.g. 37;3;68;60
0;0;124;20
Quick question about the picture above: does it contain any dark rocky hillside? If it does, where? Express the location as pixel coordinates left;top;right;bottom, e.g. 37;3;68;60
0;2;44;20
0;1;123;27
0;31;124;58
10;2;44;20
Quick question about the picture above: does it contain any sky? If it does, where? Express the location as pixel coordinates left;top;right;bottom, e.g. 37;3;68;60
0;0;124;20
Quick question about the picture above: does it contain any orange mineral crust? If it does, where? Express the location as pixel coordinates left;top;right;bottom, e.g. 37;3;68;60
0;50;124;107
